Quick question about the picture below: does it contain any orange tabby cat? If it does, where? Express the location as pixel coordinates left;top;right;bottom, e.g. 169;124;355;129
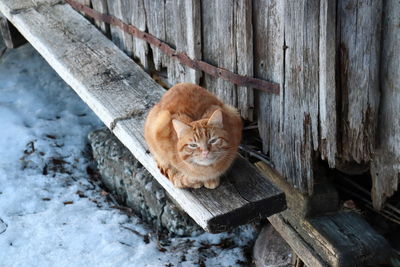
144;83;242;189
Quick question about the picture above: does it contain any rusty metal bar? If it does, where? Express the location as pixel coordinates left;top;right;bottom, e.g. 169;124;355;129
65;0;279;95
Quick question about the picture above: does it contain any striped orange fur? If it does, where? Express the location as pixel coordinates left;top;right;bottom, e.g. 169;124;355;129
144;83;242;189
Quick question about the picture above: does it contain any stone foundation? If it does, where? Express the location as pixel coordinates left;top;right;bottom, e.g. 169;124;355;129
88;128;202;236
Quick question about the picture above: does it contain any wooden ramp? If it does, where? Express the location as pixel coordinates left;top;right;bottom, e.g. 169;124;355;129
0;0;286;232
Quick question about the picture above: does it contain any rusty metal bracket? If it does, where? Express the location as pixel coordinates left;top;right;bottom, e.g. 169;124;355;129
66;0;279;95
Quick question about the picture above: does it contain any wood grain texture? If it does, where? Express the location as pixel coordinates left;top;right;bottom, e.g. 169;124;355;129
129;0;149;69
268;214;327;267
234;0;253;120
91;0;108;35
319;0;337;167
255;0;319;194
337;0;382;164
106;0;133;57
371;0;400;210
164;0;201;85
271;211;391;267
303;212;391;266
201;0;253;120
0;0;286;232
143;0;202;85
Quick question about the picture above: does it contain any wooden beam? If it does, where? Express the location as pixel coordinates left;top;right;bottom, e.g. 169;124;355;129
0;0;286;233
257;162;391;266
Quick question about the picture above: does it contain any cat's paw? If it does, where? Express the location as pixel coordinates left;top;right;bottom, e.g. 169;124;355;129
204;178;220;189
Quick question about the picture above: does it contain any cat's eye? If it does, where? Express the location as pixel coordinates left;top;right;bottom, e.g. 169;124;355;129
209;138;218;144
188;143;198;148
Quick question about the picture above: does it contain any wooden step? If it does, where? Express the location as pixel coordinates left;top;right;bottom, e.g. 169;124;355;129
257;162;391;266
0;0;286;233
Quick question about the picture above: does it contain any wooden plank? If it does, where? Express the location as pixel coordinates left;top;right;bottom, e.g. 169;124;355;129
130;0;149;69
0;0;286;233
164;0;201;85
201;0;254;119
0;13;26;48
337;0;382;164
143;0;167;72
303;212;391;266
270;211;391;267
234;0;253;120
371;0;400;210
319;0;337;167
106;0;133;57
268;214;327;267
91;0;109;35
253;0;285;187
201;0;236;109
255;0;319;194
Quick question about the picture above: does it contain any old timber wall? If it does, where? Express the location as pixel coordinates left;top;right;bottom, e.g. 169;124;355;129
73;0;399;209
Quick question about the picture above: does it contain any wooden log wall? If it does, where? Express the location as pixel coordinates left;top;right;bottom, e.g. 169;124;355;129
75;0;399;208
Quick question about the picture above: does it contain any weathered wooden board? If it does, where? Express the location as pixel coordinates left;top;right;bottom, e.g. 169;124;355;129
269;214;327;267
253;0;285;183
165;0;201;85
337;0;382;164
371;0;400;210
139;0;202;85
270;210;391;267
319;0;337;168
255;0;320;194
106;0;133;57
201;0;253;120
91;0;109;35
0;0;286;233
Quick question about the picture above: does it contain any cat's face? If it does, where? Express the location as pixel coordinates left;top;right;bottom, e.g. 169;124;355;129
173;110;231;166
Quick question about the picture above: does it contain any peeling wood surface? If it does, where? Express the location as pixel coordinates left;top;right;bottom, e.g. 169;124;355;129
319;0;337;167
270;210;391;267
91;0;108;35
201;0;254;119
371;0;400;210
337;0;382;164
0;0;286;233
255;0;320;194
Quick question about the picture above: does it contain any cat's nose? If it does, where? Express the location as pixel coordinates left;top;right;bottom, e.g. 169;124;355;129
202;150;209;158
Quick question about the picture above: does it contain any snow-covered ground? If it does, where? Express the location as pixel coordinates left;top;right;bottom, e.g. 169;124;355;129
0;43;257;266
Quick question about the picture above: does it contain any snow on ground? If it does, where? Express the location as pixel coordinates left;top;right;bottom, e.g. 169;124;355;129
0;43;257;266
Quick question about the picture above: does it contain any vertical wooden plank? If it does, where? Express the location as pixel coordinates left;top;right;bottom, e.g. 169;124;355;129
130;0;149;69
319;0;337;167
201;0;237;107
371;0;400;210
143;0;201;83
235;0;253;120
91;0;109;35
255;0;320;194
164;0;201;85
143;0;167;72
283;0;320;193
337;0;382;164
254;0;285;181
106;0;124;52
106;0;133;57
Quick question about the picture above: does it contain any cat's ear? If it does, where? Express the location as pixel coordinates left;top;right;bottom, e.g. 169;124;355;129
172;119;191;138
207;109;223;128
